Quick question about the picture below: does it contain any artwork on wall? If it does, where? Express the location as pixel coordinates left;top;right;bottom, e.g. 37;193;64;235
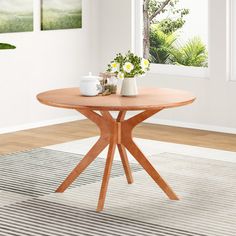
41;0;82;31
0;0;33;33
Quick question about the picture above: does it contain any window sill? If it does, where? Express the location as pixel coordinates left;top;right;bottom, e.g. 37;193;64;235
148;63;209;79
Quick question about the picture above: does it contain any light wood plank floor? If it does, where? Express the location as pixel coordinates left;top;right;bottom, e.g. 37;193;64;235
0;119;235;155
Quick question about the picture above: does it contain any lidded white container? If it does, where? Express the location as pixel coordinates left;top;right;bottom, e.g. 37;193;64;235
80;72;102;96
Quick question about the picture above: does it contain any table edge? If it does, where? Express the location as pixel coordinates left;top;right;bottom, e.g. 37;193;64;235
37;95;196;111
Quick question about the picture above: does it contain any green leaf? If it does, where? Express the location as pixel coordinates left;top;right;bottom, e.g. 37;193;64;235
0;43;16;50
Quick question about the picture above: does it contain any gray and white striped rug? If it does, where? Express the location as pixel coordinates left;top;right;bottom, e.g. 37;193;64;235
0;148;236;236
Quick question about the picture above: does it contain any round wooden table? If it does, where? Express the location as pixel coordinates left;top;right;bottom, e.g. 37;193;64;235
37;87;196;211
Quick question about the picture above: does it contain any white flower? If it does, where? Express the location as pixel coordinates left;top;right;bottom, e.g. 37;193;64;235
141;58;150;70
117;72;124;79
123;62;134;73
110;62;120;72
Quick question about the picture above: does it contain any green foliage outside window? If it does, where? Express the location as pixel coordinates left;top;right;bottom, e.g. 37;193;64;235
144;0;208;67
150;25;208;67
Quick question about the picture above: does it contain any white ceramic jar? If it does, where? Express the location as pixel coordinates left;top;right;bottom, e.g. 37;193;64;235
80;72;102;96
120;77;138;96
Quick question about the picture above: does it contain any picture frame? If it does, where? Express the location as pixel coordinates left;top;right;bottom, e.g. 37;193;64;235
41;0;82;31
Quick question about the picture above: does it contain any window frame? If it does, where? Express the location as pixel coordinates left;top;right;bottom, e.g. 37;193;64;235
228;0;236;81
132;0;209;79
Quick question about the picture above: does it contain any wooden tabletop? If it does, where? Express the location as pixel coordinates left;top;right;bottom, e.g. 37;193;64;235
37;87;196;111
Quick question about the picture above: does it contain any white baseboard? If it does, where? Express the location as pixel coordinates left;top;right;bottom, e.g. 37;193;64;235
1;113;235;135
0;115;84;135
119;112;236;134
144;117;236;135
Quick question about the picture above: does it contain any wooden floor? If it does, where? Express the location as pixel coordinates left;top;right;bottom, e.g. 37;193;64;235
0;119;236;155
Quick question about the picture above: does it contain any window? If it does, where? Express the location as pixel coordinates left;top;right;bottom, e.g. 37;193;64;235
133;0;209;77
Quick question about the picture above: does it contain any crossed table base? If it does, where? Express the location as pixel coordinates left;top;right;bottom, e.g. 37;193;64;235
55;109;179;211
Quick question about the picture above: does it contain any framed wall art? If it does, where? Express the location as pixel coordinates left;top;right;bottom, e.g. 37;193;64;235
41;0;82;31
0;0;33;33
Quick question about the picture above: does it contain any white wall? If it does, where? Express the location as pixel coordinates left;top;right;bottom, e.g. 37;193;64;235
0;0;100;133
98;0;236;133
98;0;133;72
1;0;236;134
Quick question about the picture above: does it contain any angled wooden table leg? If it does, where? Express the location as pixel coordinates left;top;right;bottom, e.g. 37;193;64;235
56;110;110;193
97;141;116;212
124;139;179;200
117;144;133;184
97;111;117;212
121;109;179;200
56;137;109;193
117;111;133;184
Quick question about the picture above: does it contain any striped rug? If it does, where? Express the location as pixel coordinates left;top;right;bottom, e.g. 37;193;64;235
0;148;236;236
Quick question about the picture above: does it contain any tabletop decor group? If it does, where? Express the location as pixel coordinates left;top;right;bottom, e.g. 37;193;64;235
81;51;151;97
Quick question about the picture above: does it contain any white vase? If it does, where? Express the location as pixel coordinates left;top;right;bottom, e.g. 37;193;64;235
120;77;138;96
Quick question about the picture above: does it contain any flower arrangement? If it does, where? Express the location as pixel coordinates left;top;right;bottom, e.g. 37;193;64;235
107;51;150;79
